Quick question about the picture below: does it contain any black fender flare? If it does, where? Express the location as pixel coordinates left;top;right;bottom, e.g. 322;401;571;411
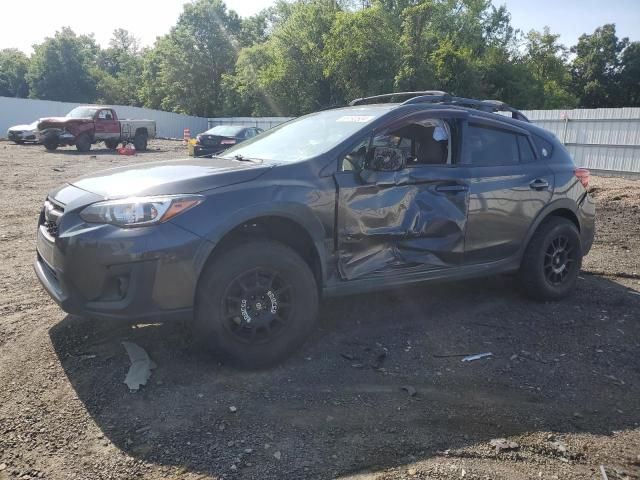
516;198;581;259
196;201;329;285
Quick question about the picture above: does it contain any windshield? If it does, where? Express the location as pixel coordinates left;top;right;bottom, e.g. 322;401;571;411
221;107;390;162
204;125;245;137
66;107;99;118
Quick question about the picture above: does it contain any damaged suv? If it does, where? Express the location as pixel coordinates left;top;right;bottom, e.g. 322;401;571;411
34;91;595;367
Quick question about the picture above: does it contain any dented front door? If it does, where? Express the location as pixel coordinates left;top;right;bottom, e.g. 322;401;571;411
334;166;469;281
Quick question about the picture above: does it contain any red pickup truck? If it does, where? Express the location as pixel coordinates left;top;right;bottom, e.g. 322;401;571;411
37;106;156;152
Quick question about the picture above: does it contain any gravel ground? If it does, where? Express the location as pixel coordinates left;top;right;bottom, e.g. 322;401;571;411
0;139;639;480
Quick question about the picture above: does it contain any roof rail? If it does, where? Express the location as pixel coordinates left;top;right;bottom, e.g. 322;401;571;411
401;94;530;122
349;91;450;106
349;91;530;122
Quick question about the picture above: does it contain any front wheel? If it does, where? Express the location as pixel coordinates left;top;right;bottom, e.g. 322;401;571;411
194;240;319;368
519;217;582;301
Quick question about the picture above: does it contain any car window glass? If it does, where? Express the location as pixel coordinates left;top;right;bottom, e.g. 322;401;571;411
532;134;554;159
97;110;111;120
340;138;369;172
466;124;519;166
518;135;536;162
375;118;450;167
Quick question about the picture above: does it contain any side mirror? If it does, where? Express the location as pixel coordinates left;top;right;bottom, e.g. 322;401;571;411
367;147;406;172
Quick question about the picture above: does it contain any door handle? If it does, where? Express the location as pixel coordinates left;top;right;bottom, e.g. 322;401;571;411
435;184;468;193
529;178;549;190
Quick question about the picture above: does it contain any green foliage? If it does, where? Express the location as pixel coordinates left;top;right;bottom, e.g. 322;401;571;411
27;27;98;103
10;1;640;115
571;24;629;108
0;49;29;98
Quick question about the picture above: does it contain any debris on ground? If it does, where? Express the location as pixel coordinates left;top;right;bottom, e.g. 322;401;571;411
273;451;282;460
490;438;520;453
600;465;609;480
122;341;156;391
401;385;417;397
461;352;493;362
229;406;237;413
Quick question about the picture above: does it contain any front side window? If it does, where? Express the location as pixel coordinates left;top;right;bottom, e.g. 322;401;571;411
465;124;519;166
97;110;113;120
339;117;452;172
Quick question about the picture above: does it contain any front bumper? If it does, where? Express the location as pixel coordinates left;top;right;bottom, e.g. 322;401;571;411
34;202;211;322
8;130;37;142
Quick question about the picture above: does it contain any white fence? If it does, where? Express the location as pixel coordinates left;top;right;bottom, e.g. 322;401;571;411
208;116;294;131
523;108;640;174
0;97;209;139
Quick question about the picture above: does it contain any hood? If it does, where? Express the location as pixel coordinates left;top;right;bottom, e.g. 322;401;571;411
38;117;89;130
67;157;272;198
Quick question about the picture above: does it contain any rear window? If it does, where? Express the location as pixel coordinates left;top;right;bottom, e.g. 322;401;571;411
517;135;536;163
204;126;245;137
466;124;519;166
532;134;554;159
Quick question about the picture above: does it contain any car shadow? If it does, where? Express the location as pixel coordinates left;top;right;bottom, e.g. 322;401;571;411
48;273;640;478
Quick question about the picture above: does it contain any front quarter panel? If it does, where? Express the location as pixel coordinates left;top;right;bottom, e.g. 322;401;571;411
170;162;336;284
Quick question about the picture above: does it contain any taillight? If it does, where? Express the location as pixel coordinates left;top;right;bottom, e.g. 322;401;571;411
220;138;236;145
575;168;590;189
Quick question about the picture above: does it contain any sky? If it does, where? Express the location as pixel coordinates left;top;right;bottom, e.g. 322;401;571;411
1;0;638;54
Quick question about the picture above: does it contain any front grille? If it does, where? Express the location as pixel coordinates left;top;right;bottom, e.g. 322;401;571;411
42;199;64;238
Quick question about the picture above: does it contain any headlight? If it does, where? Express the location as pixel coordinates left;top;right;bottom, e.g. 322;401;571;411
80;195;204;227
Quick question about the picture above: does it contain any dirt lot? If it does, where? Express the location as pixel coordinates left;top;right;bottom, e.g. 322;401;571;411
0;139;639;480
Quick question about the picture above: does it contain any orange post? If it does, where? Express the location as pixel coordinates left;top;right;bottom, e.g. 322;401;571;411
183;128;191;145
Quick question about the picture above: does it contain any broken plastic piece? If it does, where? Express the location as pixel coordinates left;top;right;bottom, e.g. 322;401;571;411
461;352;493;362
122;341;156;391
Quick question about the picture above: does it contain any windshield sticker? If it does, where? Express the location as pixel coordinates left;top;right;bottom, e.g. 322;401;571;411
336;115;375;123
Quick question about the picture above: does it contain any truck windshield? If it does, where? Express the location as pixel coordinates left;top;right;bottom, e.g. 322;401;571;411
66;107;99;118
220;107;391;162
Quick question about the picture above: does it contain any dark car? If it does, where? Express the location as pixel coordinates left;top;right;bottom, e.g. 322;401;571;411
34;91;595;368
193;125;263;157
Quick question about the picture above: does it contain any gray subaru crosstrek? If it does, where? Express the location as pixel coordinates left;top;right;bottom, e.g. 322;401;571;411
35;91;595;367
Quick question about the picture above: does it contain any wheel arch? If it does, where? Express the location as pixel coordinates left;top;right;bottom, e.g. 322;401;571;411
194;206;328;302
518;199;581;260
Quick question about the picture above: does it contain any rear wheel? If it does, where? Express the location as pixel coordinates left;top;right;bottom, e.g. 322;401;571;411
75;134;91;152
104;138;119;150
194;240;319;368
519;217;582;301
133;132;148;151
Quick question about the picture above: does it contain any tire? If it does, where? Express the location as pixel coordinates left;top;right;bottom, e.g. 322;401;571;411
75;134;92;152
43;136;59;151
194;239;319;368
133;132;148;151
14;140;25;145
105;138;119;150
519;217;582;301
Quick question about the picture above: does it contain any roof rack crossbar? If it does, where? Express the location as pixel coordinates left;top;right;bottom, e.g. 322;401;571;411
349;91;450;106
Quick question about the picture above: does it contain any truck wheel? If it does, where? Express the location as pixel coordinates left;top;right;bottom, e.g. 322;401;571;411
43;136;59;151
519;217;582;301
105;139;119;150
194;239;319;368
75;134;92;152
133;132;148;151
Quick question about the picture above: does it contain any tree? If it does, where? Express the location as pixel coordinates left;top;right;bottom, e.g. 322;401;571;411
323;6;400;101
0;49;29;98
27;27;98;103
95;29;144;105
620;41;640;106
571;24;629;108
227;1;342;116
144;0;242;117
523;27;577;109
